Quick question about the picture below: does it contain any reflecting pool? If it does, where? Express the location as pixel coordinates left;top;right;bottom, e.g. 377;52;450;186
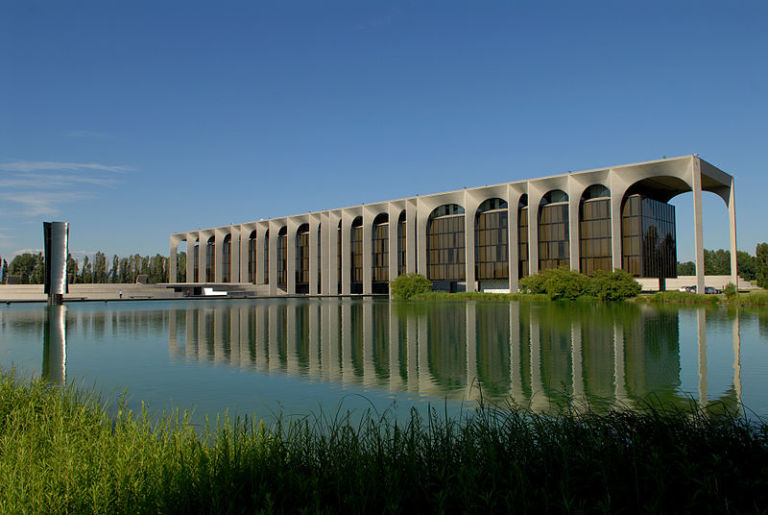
1;298;767;422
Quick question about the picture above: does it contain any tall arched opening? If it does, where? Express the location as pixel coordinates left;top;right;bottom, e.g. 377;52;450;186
296;223;310;294
475;198;508;290
518;195;529;278
277;226;287;290
579;185;611;275
538;190;569;271
372;213;389;294
428;204;465;292
222;234;232;283
351;216;363;294
205;236;215;282
248;230;257;283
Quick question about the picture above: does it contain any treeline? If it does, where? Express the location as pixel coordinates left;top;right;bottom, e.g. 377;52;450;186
0;252;181;285
678;243;768;288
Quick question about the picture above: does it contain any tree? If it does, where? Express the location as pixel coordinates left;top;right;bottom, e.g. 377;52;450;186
756;243;768;289
737;251;756;281
67;254;78;284
81;255;92;283
176;252;187;282
93;251;107;283
704;249;730;275
1;259;7;284
9;253;44;284
677;261;695;275
111;255;119;283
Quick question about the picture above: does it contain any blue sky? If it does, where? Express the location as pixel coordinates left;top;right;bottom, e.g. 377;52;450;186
1;1;766;263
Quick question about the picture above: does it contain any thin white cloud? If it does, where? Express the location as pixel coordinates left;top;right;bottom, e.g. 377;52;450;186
0;192;87;217
0;174;117;188
0;160;132;173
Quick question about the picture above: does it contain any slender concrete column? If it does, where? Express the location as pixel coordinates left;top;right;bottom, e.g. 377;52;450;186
214;230;224;283
528;183;541;276
238;227;249;283
230;227;241;284
320;215;331;295
268;222;278;295
568;177;580;271
697;308;708;407
507;188;521;293
692;158;706;295
186;234;196;283
406;200;418;274
169;236;178;283
464;197;477;293
286;221;297;295
728;180;738;288
255;226;265;285
198;233;208;284
362;209;373;295
309;219;319;295
416;201;429;277
341;214;351;295
328;213;339;295
387;204;399;285
609;180;625;271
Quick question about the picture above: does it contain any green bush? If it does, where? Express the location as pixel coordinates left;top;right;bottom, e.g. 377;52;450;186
724;282;737;298
588;269;642;301
390;273;432;300
519;268;640;301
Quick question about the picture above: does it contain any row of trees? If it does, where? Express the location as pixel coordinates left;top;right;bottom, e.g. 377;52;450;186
1;252;174;285
677;244;768;287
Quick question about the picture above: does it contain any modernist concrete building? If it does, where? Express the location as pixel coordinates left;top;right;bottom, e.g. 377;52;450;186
169;155;737;295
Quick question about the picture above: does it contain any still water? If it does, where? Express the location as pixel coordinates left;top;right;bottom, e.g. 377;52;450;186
1;298;768;422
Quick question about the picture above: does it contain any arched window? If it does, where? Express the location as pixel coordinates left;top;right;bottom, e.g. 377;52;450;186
206;236;215;282
222;234;231;283
518;195;529;278
579;185;611;275
296;224;310;293
248;230;257;283
538;190;569;271
428;204;465;283
277;227;287;289
351;216;363;293
398;211;407;275
373;213;389;290
475;198;508;281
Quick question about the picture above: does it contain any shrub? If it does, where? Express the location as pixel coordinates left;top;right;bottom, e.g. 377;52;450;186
588;269;642;301
542;268;589;300
390;273;432;300
724;282;737;298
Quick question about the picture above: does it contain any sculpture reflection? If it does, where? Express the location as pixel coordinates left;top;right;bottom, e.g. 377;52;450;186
42;305;67;384
167;299;744;413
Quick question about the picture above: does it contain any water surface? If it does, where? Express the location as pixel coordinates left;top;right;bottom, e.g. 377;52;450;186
1;298;767;422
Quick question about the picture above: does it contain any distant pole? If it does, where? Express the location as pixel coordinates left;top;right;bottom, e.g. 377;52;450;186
44;222;69;305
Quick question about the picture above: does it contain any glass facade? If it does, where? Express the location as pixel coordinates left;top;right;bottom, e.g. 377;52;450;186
277;227;287;289
222;234;231;283
579;198;612;275
428;205;465;281
538;191;569;271
518;196;529;278
205;237;215;282
248;231;257;283
373;215;389;285
475;198;508;281
193;241;199;282
263;230;269;285
351;218;363;293
296;224;310;293
337;224;342;293
622;194;677;278
398;212;406;276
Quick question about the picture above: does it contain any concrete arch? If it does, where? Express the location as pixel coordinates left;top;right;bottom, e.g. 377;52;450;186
205;235;215;282
221;233;232;283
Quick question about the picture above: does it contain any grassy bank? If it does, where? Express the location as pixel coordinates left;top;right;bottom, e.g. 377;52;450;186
2;373;768;513
634;290;768;306
411;291;549;302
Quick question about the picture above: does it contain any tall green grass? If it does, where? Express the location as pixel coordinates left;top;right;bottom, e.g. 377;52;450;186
2;372;768;513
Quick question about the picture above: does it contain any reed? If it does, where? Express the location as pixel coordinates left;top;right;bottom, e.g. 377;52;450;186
2;372;767;513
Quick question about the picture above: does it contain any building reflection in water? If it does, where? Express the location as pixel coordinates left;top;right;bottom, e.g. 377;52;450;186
42;305;67;384
166;299;744;412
